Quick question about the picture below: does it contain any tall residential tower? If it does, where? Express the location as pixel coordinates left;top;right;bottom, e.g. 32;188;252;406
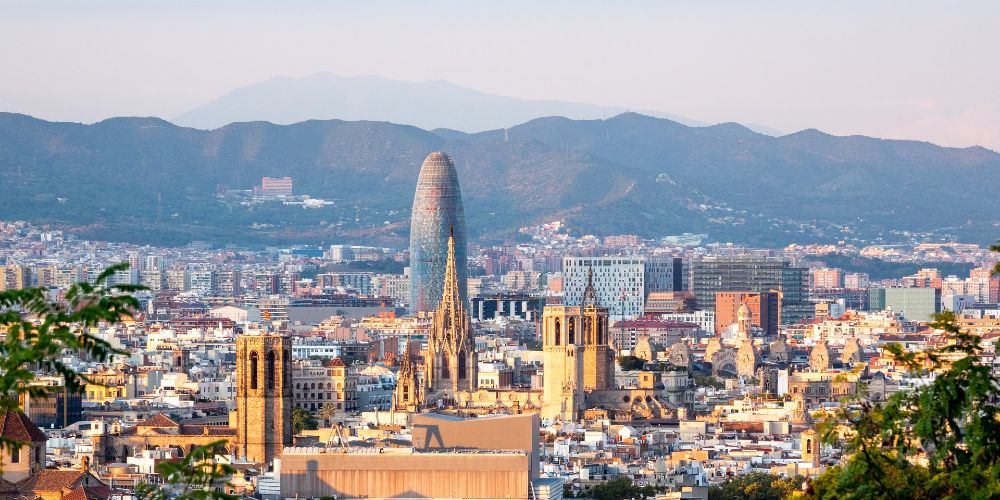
409;151;468;312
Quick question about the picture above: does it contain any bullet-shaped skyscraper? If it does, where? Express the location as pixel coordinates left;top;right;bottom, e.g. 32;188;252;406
409;151;468;312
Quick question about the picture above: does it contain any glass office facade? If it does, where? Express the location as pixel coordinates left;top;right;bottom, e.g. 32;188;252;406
409;152;468;312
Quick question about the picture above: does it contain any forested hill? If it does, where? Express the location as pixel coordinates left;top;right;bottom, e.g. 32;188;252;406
0;111;997;247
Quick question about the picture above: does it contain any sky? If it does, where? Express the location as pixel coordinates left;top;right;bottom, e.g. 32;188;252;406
2;0;998;150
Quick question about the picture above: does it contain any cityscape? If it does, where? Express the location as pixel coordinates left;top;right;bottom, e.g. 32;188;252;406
1;2;999;500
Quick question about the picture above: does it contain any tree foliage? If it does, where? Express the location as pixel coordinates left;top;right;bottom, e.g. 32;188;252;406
708;472;801;500
993;242;1000;275
617;355;646;371
0;265;240;500
808;311;1000;498
573;476;657;500
694;374;726;390
0;263;140;454
135;440;238;500
292;406;319;434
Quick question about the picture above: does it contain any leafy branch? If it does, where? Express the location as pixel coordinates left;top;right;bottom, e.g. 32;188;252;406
0;263;142;455
134;440;238;500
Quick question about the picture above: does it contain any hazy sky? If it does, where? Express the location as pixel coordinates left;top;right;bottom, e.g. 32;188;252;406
2;1;998;150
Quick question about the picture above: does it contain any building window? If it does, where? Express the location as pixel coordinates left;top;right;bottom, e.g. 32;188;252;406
267;351;276;390
249;351;259;390
11;446;19;463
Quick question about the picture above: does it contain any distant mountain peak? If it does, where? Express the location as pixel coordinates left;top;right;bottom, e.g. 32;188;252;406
173;73;712;133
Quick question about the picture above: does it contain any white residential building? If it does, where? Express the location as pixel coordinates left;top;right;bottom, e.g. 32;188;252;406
563;256;645;319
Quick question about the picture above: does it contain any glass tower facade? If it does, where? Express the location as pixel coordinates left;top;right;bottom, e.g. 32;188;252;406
409;152;468;313
692;255;811;327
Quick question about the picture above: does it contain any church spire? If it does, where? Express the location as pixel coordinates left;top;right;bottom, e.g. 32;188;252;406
583;266;597;307
440;226;461;310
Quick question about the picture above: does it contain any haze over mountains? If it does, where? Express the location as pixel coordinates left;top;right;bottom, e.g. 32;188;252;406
173;73;783;136
1;110;998;247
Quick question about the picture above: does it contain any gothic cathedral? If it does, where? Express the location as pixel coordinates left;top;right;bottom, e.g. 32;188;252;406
423;230;478;405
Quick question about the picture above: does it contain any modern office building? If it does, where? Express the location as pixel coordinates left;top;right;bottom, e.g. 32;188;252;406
19;388;83;429
471;294;545;321
692;256;810;327
644;255;685;294
409;151;468;313
868;287;941;322
316;272;373;296
563;256;645;320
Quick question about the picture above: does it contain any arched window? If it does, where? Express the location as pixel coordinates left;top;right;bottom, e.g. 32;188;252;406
249;351;259;390
459;354;467;379
554;318;561;346
568;318;576;344
267;351;276;390
284;350;292;385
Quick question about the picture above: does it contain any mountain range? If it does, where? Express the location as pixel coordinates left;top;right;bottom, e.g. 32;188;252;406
173;73;782;136
0;111;997;247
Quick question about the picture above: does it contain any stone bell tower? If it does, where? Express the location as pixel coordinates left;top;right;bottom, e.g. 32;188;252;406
580;268;614;391
235;333;292;466
541;304;586;422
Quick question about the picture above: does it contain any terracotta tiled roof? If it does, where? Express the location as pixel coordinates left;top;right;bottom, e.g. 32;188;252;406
62;485;113;500
0;478;17;494
136;413;180;428
0;410;47;443
17;470;85;493
17;470;109;497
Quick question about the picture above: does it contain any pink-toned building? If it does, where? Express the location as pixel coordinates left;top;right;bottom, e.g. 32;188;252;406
259;176;293;196
603;234;640;247
811;268;843;289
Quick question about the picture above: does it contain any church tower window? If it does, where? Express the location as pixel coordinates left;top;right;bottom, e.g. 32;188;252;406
266;351;276;390
249;351;259;390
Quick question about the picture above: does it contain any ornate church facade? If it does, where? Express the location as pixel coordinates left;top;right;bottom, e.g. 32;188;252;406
422;230;478;404
394;251;674;421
